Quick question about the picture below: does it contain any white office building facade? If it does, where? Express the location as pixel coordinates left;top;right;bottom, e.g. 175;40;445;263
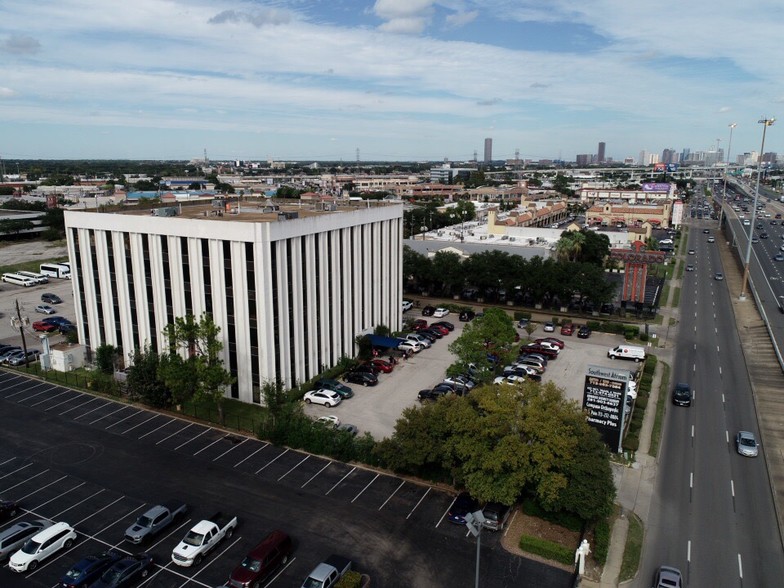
64;204;403;403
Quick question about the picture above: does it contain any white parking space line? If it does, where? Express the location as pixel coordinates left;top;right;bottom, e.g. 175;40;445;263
212;437;248;462
278;455;310;481
173;427;210;450
174;535;243;588
406;487;431;520
59;396;100;416
9;382;56;401
256;448;290;474
43;392;86;411
6;381;49;400
156;422;195;445
97;503;148;540
122;413;160;434
0;468;49;494
193;435;226;456
0;461;32;481
504;509;518;537
31;481;86;510
30;387;71;407
16;475;68;502
378;480;405;511
264;557;297;586
90;404;131;425
436;495;458;528
138;418;175;439
52;488;105;518
0;456;16;467
301;462;332;488
234;443;268;467
105;408;143;429
74;495;125;526
146;517;193;552
73;400;111;420
139;560;213;588
351;473;379;503
326;466;356;495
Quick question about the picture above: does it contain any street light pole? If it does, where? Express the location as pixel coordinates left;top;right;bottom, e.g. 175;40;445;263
718;123;736;226
740;117;775;300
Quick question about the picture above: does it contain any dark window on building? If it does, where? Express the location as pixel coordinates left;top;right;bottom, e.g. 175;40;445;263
123;233;140;347
270;242;280;382
246;242;260;393
181;237;192;315
286;239;296;382
105;234;122;348
161;237;173;324
223;241;238;399
141;234;158;353
89;230;106;344
201;239;213;316
301;236;309;376
71;228;90;348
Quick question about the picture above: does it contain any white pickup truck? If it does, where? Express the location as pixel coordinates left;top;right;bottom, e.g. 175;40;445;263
171;512;238;567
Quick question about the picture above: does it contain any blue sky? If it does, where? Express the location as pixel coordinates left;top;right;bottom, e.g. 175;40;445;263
1;0;782;162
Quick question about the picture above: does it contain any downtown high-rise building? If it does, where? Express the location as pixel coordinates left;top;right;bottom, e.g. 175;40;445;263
484;138;493;163
597;142;606;163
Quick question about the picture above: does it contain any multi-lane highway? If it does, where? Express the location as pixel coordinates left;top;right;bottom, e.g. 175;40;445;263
642;208;784;587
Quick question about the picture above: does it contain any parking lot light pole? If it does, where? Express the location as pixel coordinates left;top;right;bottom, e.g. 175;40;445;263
718;123;736;227
465;510;486;588
740;117;775;300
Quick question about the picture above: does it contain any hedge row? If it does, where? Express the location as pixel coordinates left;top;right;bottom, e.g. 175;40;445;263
592;519;611;565
519;535;575;566
622;354;657;452
522;498;584;532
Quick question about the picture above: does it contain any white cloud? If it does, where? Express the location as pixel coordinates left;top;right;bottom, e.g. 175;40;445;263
373;0;434;33
445;10;478;28
0;87;16;98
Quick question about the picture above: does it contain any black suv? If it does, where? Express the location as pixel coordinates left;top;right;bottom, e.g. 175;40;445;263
344;371;378;387
421;305;436;316
41;293;63;304
672;383;692;406
459;310;476;322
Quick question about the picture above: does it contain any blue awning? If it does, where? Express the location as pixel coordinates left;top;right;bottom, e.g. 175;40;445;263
366;334;406;349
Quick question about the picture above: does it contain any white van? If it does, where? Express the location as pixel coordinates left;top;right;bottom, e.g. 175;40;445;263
16;270;49;284
8;521;77;572
39;263;71;279
607;345;646;362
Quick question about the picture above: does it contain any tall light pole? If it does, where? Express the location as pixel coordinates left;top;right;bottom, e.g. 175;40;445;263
718;123;736;226
740;117;775;300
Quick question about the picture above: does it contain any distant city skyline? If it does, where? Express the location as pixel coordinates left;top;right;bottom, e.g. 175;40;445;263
0;1;781;161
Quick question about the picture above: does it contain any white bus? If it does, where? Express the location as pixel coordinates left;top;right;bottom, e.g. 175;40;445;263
1;273;36;287
16;270;49;284
39;263;71;279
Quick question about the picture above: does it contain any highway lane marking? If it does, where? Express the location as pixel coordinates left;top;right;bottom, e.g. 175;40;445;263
719;366;722;376
693;364;696;372
690;472;693;489
256;448;291;474
30;481;85;510
0;468;49;494
691;425;695;439
325;466;355;495
717;345;720;352
52;488;105;518
352;473;380;503
59;396;101;416
0;461;32;481
15;475;68;502
437;495;458;528
722;393;726;403
211;437;248;462
278;454;310;481
687;539;691;562
10;382;56;402
173;535;244;588
406;487;431;520
233;443;269;467
89;404;130;425
726;430;730;444
738;554;743;580
171;425;209;450
5;380;49;400
715;327;718;334
379;480;406;511
74;495;126;526
192;434;227;456
301;461;332;488
119;412;159;434
73;400;112;420
731;480;735;498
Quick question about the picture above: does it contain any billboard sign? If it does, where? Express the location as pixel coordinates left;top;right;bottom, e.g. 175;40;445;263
667;163;679;172
653;162;666;172
642;182;670;192
583;364;633;452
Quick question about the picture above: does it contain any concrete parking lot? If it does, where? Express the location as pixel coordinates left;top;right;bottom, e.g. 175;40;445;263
304;310;639;440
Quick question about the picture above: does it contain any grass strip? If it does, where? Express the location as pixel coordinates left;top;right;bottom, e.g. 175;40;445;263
619;512;644;582
648;360;670;458
519;534;575;566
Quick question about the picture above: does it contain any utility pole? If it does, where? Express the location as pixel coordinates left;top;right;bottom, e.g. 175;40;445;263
11;300;30;370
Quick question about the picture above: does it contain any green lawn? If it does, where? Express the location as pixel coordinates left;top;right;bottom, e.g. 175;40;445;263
619;512;644;582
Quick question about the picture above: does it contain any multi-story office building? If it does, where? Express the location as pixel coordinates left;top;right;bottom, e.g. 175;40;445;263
597;142;606;163
484;138;493;163
64;199;403;403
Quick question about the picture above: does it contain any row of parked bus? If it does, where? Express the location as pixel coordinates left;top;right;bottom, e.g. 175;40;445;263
1;263;71;287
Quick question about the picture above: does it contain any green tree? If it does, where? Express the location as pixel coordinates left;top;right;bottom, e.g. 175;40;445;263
127;346;171;407
95;344;119;374
0;219;34;235
430;251;464;296
555;231;587;263
158;313;235;422
448;307;516;381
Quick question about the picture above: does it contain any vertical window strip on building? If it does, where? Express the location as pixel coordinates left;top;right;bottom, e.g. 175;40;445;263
314;233;322;372
123;233;140;348
245;242;260;392
301;236;309;377
105;234;122;349
223;241;239;398
72;228;90;348
270;241;281;384
161;237;174;325
141;234;158;353
286;239;296;384
90;230;106;344
181;237;193;315
201;239;213;316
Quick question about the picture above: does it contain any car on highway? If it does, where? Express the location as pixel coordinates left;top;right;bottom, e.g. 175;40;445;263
714;273;724;281
448;492;480;525
736;431;759;457
9;521;77;572
41;293;63;304
34;304;56;314
707;236;715;243
433;307;450;318
57;549;124;588
672;383;692;407
303;389;342;407
344;370;378;387
89;553;154;587
227;530;293;588
775;254;784;262
653;565;683;588
577;325;592;339
0;520;51;561
702;229;710;234
685;264;694;271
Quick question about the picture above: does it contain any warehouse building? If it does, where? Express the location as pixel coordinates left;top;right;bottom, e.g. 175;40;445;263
64;199;403;403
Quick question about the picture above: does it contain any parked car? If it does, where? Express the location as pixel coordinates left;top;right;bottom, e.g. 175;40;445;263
494;375;525;385
577;325;591;339
32;320;58;333
9;521;77;572
443;375;476;389
433;382;465;396
353;363;380;375
89;553;154;587
0;498;18;522
411;319;428;331
227;530;293;588
41;293;63;304
42;316;73;328
519;344;558;359
418;388;448;402
532;340;560;353
338;423;359;436
433;307;450;318
59;324;77;335
560;323;574;336
303;389;342;407
124;501;188;544
313;379;354;398
447;492;479;525
515;358;545;374
459;310;476;322
397;341;422;354
344;371;378;387
419;327;443;340
431;320;455;331
316;415;340;428
57;549;123;588
537;337;565;349
0;347;22;363
542;322;555;332
35;305;56;315
401;300;413;312
8;350;41;366
370;358;395;373
0;520;51;561
481;502;511;531
736;431;759;457
421;305;436;316
427;324;450;335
